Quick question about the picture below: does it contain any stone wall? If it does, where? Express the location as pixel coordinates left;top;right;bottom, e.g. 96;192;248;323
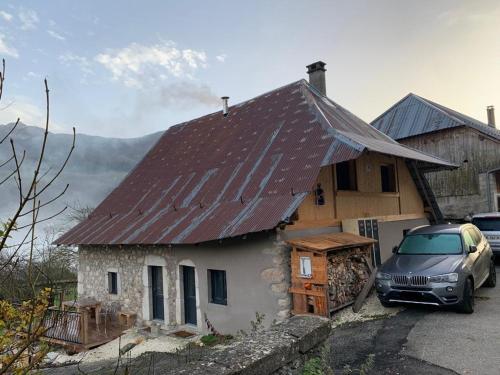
77;232;292;333
172;315;332;375
77;246;177;325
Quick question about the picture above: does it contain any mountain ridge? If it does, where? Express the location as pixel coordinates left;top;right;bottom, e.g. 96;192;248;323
0;122;161;234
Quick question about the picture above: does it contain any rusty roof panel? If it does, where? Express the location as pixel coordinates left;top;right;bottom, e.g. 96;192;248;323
56;80;455;246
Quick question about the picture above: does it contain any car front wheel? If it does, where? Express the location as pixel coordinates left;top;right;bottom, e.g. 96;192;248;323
458;278;474;314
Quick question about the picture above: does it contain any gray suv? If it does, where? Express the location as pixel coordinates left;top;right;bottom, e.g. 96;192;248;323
376;224;496;313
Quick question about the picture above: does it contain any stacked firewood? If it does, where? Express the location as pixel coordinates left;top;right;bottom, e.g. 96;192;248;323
327;247;371;310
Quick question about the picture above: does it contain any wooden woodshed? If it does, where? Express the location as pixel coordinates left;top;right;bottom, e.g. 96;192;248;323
287;232;376;317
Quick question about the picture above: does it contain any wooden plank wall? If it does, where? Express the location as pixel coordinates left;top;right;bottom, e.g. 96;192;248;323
401;127;500;197
290;248;329;316
290;249;328;286
293;152;424;225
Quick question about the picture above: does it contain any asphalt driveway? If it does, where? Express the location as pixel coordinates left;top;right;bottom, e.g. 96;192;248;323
329;266;500;374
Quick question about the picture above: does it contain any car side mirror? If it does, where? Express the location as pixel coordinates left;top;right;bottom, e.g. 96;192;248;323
469;245;477;254
392;246;398;254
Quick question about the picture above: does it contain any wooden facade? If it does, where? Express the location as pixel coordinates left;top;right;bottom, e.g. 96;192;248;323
289;151;425;229
400;127;500;198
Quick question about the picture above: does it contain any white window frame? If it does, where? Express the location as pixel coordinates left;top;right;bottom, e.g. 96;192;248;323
299;256;312;278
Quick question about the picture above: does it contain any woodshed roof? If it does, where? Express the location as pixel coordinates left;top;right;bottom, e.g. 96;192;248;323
286;232;377;253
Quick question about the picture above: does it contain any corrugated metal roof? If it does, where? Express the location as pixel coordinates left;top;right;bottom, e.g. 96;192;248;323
56;81;455;246
371;93;500;142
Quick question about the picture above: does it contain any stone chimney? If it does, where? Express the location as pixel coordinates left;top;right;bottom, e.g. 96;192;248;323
306;61;327;96
487;105;496;128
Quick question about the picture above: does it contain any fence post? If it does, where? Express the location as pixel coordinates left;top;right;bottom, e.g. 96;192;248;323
80;310;89;344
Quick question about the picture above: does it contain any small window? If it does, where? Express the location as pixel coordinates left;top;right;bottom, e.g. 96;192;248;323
299;256;312;278
336;160;357;191
208;270;227;305
108;272;118;294
380;164;396;192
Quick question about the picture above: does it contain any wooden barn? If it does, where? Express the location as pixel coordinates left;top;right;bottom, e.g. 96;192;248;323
372;95;500;220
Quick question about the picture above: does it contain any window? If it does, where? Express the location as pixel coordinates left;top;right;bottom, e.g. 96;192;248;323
472;217;500;232
380;164;396;192
299;256;312;278
398;234;463;255
108;272;118;294
208;270;227;305
336;160;357;191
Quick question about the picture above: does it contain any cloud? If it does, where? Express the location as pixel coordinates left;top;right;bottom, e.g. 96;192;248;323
216;54;227;62
436;8;496;28
0;34;18;58
47;30;66;41
95;41;208;88
0;10;13;22
59;52;93;76
18;8;39;30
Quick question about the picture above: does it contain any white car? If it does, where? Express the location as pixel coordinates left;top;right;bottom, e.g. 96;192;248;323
472;213;500;257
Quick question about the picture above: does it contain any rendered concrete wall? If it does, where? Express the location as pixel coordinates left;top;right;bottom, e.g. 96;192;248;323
435;172;496;219
77;232;291;334
378;218;429;263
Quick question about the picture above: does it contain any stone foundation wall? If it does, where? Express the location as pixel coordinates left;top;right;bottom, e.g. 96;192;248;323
77;233;292;333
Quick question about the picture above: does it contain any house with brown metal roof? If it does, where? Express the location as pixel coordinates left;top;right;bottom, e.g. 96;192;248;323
372;94;500;220
57;62;455;333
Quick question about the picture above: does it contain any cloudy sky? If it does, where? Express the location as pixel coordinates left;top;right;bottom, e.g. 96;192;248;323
0;0;498;138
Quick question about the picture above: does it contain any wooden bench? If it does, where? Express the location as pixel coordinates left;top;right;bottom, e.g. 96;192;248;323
118;311;137;328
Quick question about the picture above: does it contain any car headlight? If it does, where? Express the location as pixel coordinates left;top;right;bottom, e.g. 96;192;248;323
428;273;458;283
376;272;392;280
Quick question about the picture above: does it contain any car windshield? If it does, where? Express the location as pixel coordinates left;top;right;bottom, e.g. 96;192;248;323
398;234;463;255
472;218;500;232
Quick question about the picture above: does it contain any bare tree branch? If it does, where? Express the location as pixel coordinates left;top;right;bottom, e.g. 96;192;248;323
0;118;19;145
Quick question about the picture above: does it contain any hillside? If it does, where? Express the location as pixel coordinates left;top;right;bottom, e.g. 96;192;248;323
0;123;161;236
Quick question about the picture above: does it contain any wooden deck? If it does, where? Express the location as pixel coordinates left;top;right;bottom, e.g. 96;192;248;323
41;307;128;352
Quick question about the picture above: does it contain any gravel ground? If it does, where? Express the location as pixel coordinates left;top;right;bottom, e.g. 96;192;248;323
331;292;403;328
45;328;197;367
